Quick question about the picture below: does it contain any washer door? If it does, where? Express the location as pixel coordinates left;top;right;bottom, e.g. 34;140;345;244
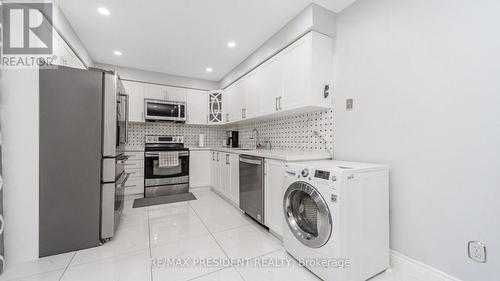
283;181;332;248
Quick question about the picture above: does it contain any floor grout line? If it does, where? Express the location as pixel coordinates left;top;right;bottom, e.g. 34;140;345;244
188;190;284;281
190;204;230;258
147;208;154;281
189;205;248;281
205;222;252;235
184;267;228;281
57;251;77;281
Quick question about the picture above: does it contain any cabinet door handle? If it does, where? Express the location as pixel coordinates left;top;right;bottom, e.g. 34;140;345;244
212;152;215;161
216;152;219;162
275;97;278;111
226;154;229;165
279;96;282;110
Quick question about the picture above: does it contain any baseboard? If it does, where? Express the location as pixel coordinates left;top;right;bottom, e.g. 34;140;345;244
124;186;143;195
189;186;212;192
390;250;462;281
209;187;241;209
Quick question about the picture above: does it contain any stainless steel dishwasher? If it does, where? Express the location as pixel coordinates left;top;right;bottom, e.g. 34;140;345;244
239;155;265;225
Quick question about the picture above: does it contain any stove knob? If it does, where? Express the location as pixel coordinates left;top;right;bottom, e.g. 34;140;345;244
301;169;309;178
331;176;337;182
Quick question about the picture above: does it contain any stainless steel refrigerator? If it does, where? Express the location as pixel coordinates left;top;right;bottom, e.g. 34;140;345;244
38;66;129;257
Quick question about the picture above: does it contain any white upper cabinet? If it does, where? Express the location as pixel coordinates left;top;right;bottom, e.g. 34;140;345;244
208;91;224;124
224;81;243;123
257;55;283;116
122;80;145;122
241;71;261;119
186;89;208;125
144;84;187;102
165;86;186;102
120;81;208;124
280;36;312;110
222;31;333;124
144;83;167;100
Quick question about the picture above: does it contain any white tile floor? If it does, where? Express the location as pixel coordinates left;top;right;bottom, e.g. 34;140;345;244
1;190;400;281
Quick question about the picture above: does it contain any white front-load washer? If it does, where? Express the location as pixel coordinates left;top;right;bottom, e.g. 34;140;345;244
282;160;389;281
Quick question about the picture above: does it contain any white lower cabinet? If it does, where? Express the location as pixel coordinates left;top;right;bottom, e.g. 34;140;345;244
264;159;286;237
220;153;231;198
228;153;240;205
210;151;239;206
124;151;145;195
210;151;221;192
189;150;211;188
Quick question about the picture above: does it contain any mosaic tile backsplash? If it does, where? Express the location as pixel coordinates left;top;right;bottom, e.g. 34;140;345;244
128;109;333;153
128;122;226;147
227;109;333;152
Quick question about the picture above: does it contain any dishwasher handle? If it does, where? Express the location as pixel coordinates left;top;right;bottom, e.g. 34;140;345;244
240;156;263;165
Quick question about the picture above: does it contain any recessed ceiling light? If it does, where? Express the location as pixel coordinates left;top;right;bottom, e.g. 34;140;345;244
227;41;236;48
113;50;122;56
97;7;110;16
206;67;213;73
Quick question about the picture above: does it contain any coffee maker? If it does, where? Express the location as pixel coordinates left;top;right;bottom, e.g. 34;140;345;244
226;131;239;148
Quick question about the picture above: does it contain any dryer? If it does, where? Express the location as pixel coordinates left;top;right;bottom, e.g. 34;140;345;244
282;160;389;281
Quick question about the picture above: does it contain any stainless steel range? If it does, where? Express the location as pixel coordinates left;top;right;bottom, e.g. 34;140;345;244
144;135;190;197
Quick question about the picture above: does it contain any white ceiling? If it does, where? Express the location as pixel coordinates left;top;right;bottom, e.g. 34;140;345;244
59;0;355;81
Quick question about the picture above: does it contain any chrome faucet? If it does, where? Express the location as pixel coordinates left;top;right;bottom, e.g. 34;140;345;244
250;128;261;149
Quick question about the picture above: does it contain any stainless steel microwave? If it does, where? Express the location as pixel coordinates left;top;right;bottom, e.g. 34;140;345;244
144;99;186;122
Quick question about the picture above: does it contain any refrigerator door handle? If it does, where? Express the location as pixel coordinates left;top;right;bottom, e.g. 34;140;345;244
124;94;129;144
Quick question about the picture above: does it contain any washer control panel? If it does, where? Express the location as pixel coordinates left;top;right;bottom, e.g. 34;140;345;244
301;169;309;177
314;170;330;180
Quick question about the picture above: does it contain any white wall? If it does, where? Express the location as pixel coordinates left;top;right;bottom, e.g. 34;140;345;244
95;63;218;91
52;1;93;67
0;2;92;265
333;0;500;280
0;70;39;264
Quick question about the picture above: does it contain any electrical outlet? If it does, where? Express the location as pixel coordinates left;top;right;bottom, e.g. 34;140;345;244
346;99;354;111
468;241;487;263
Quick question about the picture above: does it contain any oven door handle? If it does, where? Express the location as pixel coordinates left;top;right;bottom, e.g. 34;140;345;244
145;152;189;157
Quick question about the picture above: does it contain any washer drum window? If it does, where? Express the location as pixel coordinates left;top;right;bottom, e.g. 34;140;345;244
283;181;332;248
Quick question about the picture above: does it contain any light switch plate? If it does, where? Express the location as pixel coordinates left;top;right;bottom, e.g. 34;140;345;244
346;99;354;111
468;241;487;263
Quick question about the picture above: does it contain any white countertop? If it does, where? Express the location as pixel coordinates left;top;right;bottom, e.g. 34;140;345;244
188;146;332;162
125;145;331;161
124;145;145;152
